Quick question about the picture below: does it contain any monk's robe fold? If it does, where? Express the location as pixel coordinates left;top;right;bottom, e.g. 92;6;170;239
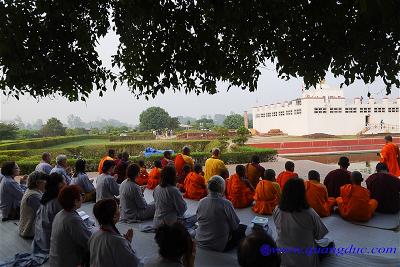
183;172;207;200
204;156;228;182
97;156;113;174
336;184;378;222
304;181;336;217
226;174;254;208
135;167;149;186
252;180;281;215
245;163;265;188
277;171;298;190
146;167;161;189
380;143;400;177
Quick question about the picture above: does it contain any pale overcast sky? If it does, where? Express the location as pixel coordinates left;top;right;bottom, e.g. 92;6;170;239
1;29;399;125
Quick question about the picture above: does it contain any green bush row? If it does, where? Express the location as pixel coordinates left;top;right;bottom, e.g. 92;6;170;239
0;135;109;150
14;148;276;175
109;133;155;141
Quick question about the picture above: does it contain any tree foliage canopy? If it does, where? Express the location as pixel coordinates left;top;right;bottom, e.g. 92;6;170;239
0;122;18;140
223;114;244;129
1;0;399;101
40;117;66;137
139;106;177;131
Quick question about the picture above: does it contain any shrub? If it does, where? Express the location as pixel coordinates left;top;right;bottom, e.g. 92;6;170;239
109;132;155;141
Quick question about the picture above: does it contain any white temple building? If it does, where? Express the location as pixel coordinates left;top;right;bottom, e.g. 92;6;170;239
252;83;400;136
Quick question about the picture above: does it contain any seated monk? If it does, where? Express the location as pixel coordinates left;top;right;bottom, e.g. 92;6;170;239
336;171;378;222
277;161;298;190
136;160;149;186
252;169;281;215
304;170;336;217
161;150;174;168
323;157;351;198
98;149;115;174
177;164;191;193
184;164;207;200
245;155;265;188
146;160;162;190
226;165;255;208
174;146;194;178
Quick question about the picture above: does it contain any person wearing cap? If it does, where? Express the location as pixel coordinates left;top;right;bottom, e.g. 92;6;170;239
323;157;352;198
204;148;228;183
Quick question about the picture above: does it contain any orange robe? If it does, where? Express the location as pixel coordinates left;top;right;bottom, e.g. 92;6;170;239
174;154;194;177
336;184;378;222
226;174;254;208
183;172;207;200
380;143;400;177
146;167;161;189
97;156;113;174
304;180;336;217
277;171;298;189
252;180;281;215
135;167;149;186
245;163;265;188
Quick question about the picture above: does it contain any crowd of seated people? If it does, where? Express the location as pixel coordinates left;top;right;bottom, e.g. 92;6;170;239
1;147;399;267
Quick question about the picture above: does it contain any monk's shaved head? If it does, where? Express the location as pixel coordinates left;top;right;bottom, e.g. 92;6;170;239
351;171;363;185
376;163;389;173
182;146;190;155
285;161;295;172
308;170;320;182
194;164;202;173
263;169;276;181
212;147;220;156
236;165;246;177
384;135;392;142
338;157;350;169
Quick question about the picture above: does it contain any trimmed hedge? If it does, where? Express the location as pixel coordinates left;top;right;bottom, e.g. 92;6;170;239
0;135;109;150
110;133;155;141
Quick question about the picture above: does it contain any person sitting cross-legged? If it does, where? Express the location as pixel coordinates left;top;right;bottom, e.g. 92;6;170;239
177;164;191;193
89;198;140;267
119;164;155;222
147;160;162;190
245;155;265;188
237;228;281;267
137;160;149;186
336;171;378;222
304;170;336;217
70;159;96;202
226;165;254;209
276;161;298;190
252;169;281;215
95;160;119;202
183;164;207;200
323;156;351;198
196;175;247;252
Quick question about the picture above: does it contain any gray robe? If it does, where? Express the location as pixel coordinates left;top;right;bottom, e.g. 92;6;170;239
49;210;92;267
50;165;71;185
89;225;139;267
153;185;187;228
273;207;329;267
35;161;53;175
195;192;240;251
0;176;26;218
119;179;155;222
142;256;183;267
95;173;119;202
71;173;95;193
34;199;63;251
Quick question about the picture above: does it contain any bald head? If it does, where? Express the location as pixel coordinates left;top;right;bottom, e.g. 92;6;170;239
182;146;191;155
285;161;295;172
351;171;363;185
384;135;392;143
42;152;51;163
212;147;220;156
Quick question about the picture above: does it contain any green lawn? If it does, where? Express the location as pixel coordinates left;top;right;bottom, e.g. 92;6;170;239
43;139;111;149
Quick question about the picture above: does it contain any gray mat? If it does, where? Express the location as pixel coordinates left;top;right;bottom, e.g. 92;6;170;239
350;212;400;230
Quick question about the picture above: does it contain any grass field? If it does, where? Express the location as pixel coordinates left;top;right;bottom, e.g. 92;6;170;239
43;138;111;149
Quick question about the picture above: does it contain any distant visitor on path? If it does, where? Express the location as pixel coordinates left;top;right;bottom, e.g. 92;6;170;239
366;163;400;214
273;178;330;267
336;171;378;222
304;170;336;217
323;156;352;198
0;161;27;221
70;159;96;202
174;146;195;179
98;149;116;174
245;155;265;188
379;135;400;177
196;175;246;252
183;164;207;200
252;169;281;215
204;148;228;182
35;152;52;174
276;161;298;190
50;154;72;184
226;165;254;209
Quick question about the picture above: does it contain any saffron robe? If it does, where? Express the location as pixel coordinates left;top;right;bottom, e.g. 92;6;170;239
380;143;400;177
136;167;149;186
146;167;161;190
323;168;352;198
252;180;281;215
304;180;336;217
336;184;378;222
183;172;207;200
204;156;228;182
276;171;298;190
174;154;194;178
245;163;265;188
366;172;400;213
98;156;113;174
161;157;173;168
226;174;254;208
